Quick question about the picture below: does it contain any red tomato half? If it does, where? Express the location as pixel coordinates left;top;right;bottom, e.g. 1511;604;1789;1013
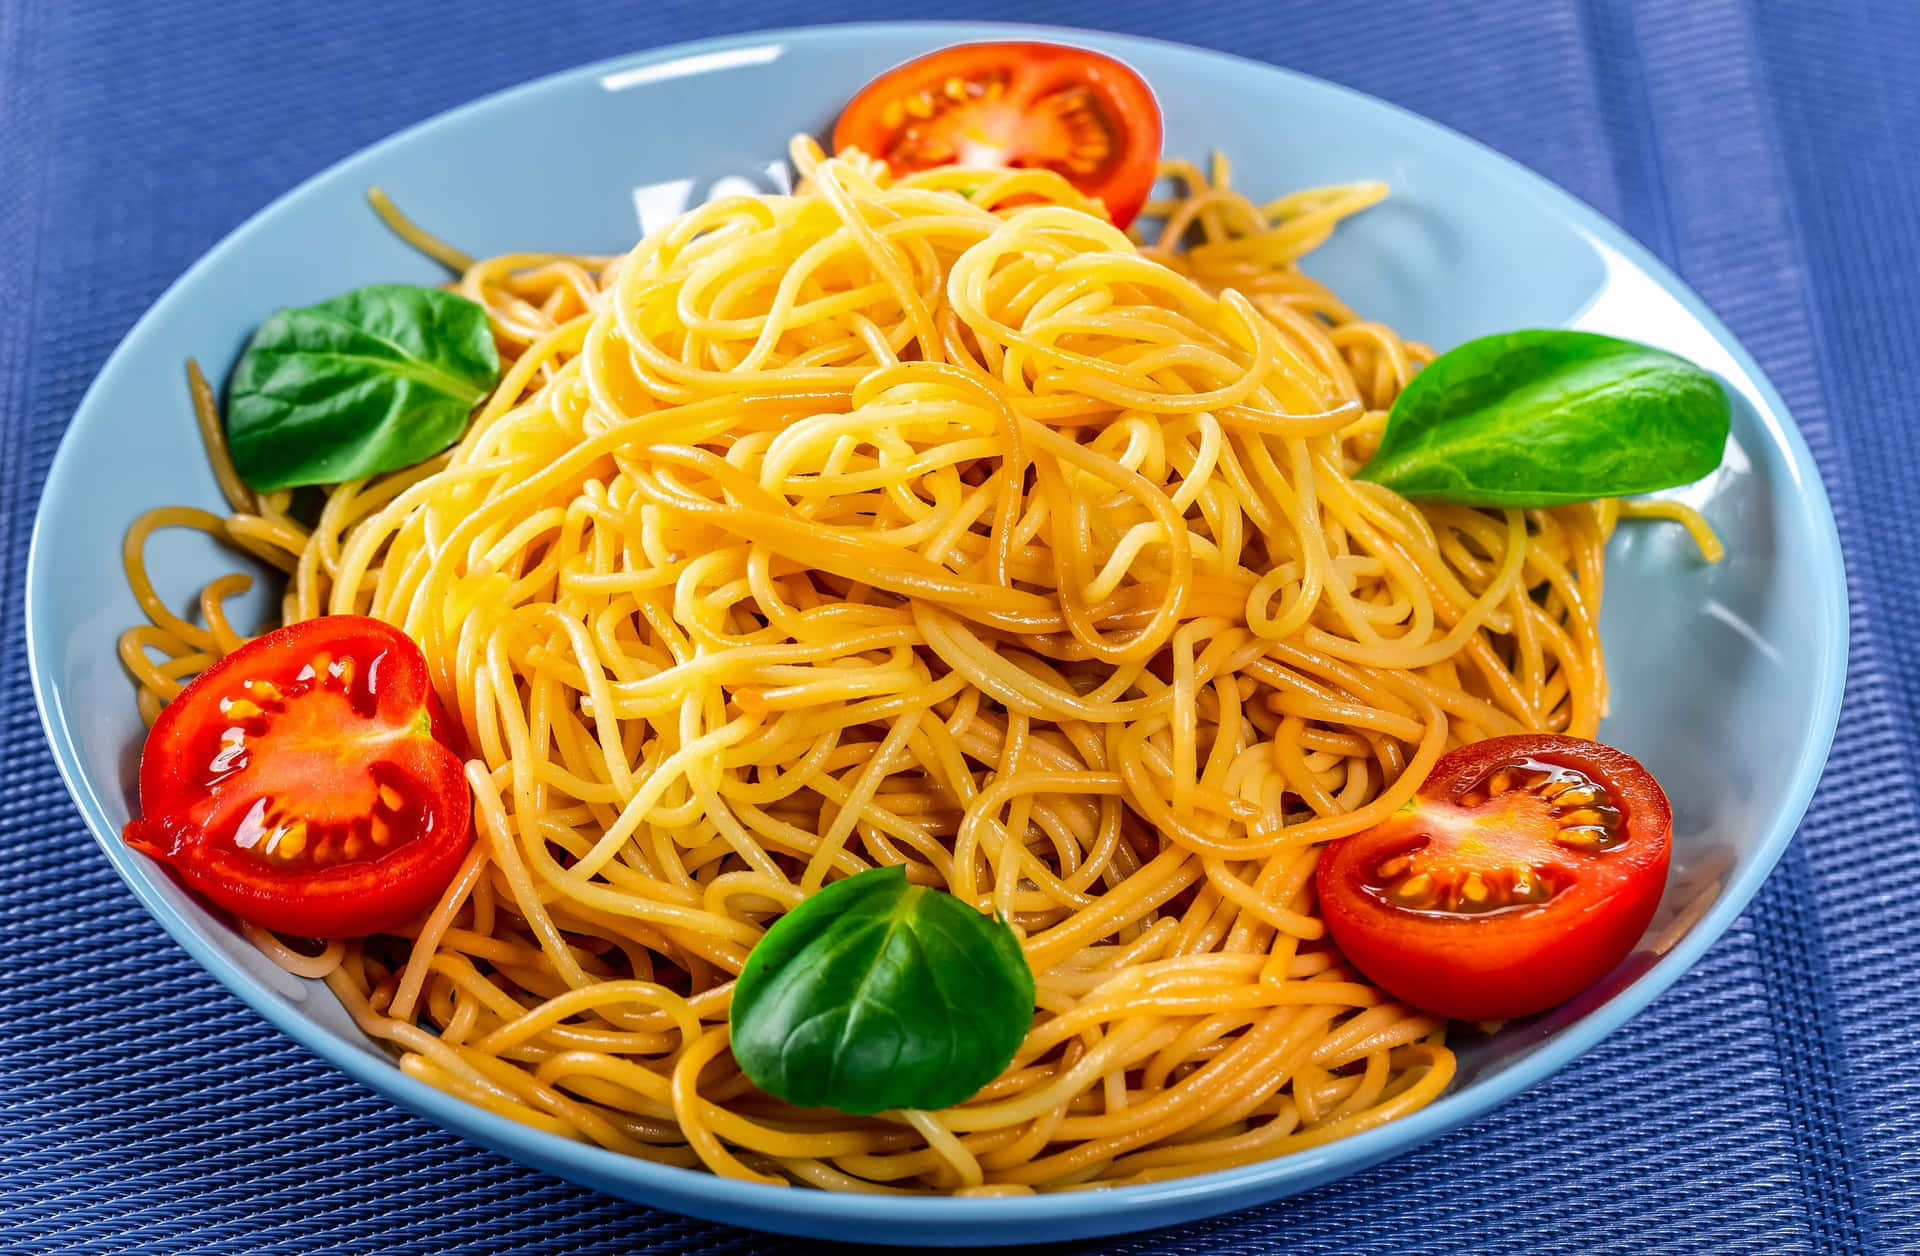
1316;735;1672;1021
833;42;1163;227
124;615;471;938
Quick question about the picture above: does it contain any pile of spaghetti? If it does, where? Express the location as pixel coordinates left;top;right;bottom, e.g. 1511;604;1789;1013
123;139;1622;1192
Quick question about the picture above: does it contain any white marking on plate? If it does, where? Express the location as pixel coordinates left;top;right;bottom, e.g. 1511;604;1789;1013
631;162;792;235
1701;600;1785;667
599;44;786;92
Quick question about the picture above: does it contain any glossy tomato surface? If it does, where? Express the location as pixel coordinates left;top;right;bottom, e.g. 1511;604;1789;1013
833;41;1163;227
124;615;470;937
1316;734;1673;1021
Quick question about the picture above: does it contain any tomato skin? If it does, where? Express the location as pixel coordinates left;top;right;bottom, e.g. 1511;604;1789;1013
833;42;1163;227
123;615;471;938
1316;735;1672;1022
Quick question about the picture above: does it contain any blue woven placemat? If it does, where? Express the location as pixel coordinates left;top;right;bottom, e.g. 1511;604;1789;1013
3;1;1913;1252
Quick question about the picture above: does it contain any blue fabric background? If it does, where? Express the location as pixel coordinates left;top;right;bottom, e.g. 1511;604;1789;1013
2;1;1913;1251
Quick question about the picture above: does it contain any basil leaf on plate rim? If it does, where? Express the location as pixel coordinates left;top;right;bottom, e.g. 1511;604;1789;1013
226;283;500;492
729;865;1035;1116
1357;329;1731;507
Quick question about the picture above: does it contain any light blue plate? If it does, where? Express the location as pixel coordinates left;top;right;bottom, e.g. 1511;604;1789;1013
25;21;1847;1247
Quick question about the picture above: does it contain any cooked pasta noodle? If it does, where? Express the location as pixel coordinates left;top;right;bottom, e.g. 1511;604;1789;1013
118;138;1703;1191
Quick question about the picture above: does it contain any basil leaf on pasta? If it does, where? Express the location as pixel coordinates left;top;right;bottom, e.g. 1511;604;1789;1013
1358;329;1729;507
226;283;499;492
730;866;1035;1115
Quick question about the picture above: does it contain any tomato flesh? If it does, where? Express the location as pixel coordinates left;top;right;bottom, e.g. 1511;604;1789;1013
1316;735;1672;1021
124;615;471;938
834;42;1163;228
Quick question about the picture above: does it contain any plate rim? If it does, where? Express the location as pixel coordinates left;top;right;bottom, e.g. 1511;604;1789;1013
24;18;1851;1241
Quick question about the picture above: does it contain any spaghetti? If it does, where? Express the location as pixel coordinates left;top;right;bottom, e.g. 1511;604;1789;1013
120;139;1644;1191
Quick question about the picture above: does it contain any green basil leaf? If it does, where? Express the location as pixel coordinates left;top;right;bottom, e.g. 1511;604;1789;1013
1356;329;1730;507
730;865;1035;1115
226;283;500;491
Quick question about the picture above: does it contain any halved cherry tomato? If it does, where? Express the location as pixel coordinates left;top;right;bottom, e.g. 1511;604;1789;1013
123;615;471;938
833;42;1163;227
1316;734;1672;1021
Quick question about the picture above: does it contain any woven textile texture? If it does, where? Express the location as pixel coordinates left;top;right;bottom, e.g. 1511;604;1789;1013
2;1;1913;1252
